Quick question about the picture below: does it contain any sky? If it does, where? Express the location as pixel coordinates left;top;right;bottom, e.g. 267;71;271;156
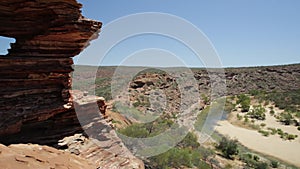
1;1;300;67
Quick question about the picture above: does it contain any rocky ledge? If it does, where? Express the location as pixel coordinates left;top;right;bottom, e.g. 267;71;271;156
0;0;101;138
0;143;96;169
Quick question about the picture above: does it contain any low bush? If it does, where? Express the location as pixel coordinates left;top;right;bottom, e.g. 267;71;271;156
240;153;267;169
270;160;279;168
237;94;251;112
267;127;277;135
279;112;294;125
217;137;239;159
260;123;266;127
258;130;270;137
270;110;275;116
248;105;266;120
287;134;297;140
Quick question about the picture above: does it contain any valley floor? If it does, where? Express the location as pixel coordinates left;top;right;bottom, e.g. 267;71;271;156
215;119;300;167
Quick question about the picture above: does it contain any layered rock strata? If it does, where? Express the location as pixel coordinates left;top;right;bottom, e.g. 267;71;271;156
0;0;144;168
0;143;96;169
0;0;101;140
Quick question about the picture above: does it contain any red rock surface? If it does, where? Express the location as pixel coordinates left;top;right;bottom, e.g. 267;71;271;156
59;134;144;169
0;0;101;140
0;91;144;169
0;0;145;168
0;143;96;169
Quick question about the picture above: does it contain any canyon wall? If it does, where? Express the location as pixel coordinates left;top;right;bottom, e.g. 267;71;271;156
0;1;144;168
0;0;101;140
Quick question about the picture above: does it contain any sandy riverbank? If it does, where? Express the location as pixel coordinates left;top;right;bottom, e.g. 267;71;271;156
215;120;300;167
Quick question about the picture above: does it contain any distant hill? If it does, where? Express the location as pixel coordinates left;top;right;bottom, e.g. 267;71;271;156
73;63;300;99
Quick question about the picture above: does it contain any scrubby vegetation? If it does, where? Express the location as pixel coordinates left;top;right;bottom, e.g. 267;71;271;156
118;117;174;138
216;137;239;159
250;89;300;117
74;66;300;168
240;153;268;169
279;112;294;125
148;132;214;169
270;160;279;168
119;117;215;168
237;94;251;112
93;77;112;100
258;130;270;137
247;105;266;120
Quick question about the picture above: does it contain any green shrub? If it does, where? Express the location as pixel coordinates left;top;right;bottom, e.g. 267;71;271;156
279;112;294;125
270;160;279;168
240;153;267;169
249;123;261;130
296;112;300;118
270;110;275;116
267;127;277;135
177;132;200;149
237;94;251;112
253;155;260;161
260;123;266;127
277;128;282;133
298;126;300;131
132;101;140;107
149;148;192;169
217;137;239;159
197;146;214;160
264;100;269;106
248;105;266;120
249;90;260;96
256;162;268;169
148;141;213;169
118;124;149;138
265;90;300;113
258;130;270;137
287;134;297;140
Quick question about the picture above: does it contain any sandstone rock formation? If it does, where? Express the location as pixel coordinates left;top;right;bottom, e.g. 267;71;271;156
58;134;144;169
0;143;96;169
223;64;300;95
0;0;101;141
84;64;300;117
0;0;144;168
62;91;144;169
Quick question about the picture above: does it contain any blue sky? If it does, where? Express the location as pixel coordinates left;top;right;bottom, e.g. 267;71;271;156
1;1;300;67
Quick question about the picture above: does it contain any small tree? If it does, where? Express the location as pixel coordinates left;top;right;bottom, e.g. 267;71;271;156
256;162;268;169
270;160;279;168
217;137;239;159
237;94;251;112
248;105;266;120
177;132;200;149
279;112;294;125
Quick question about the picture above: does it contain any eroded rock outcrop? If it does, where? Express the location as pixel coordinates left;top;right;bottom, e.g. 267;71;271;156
0;143;96;169
58;134;144;169
61;91;144;169
0;0;144;168
106;64;300;116
0;0;101;140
